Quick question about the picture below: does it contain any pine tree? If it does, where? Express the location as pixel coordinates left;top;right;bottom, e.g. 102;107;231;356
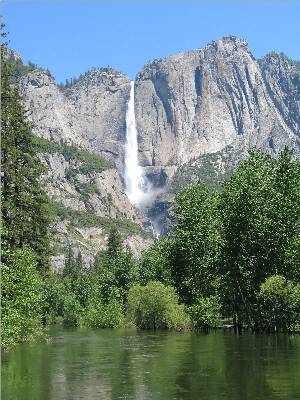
63;246;76;277
1;40;50;270
107;225;122;257
63;247;83;277
76;252;83;271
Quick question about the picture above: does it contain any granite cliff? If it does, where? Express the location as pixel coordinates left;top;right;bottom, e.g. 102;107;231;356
135;36;299;167
15;36;300;269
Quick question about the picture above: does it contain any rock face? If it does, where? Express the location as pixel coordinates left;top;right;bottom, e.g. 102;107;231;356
37;146;151;270
16;36;300;269
259;52;300;138
20;68;131;169
19;68;151;270
21;70;90;148
135;36;300;171
62;70;131;170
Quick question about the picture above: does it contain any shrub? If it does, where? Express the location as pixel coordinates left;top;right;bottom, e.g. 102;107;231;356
84;299;124;328
189;295;221;330
62;292;83;327
127;281;190;331
257;275;300;332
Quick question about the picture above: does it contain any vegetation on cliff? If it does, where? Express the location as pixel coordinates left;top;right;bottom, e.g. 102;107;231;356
33;136;113;174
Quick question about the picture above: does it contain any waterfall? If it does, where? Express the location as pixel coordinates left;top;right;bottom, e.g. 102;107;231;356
124;81;150;207
124;81;161;239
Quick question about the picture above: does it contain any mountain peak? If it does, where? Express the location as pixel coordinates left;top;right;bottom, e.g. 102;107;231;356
208;35;248;47
204;35;251;58
3;47;22;62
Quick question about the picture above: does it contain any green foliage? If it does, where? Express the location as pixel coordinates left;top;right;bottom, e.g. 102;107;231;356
63;247;82;278
74;181;99;202
60;248;93;326
127;281;190;331
170;148;300;331
33;136;111;205
33;136;113;174
3;42;51;84
1;246;45;348
172;183;222;304
49;200;144;237
218;149;300;327
49;236;135;328
0;37;52;347
2;30;300;340
189;296;221;330
107;225;123;256
257;275;300;332
57;74;84;88
41;273;65;323
1;46;51;270
7;58;38;81
57;67;122;89
70;269;95;308
171;146;240;192
77;149;113;174
3;46;49;84
62;292;83;327
138;237;173;285
84;299;124;328
93;242;138;304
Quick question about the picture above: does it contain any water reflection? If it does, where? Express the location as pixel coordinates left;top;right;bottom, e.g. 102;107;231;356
2;327;300;400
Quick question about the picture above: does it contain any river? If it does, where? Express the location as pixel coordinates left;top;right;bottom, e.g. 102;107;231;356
2;327;300;400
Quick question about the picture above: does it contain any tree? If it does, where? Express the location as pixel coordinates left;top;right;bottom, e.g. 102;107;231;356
113;249;138;302
169;149;300;330
62;292;83;327
62;248;91;312
172;183;222;304
107;225;122;256
1;42;50;270
218;150;300;327
76;252;83;270
138;237;174;286
93;247;137;304
272;149;300;281
63;247;82;277
41;273;65;323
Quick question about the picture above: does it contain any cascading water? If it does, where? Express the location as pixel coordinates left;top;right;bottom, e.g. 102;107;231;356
124;81;150;207
124;81;161;239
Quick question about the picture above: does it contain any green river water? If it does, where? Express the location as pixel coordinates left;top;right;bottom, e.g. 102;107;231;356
2;327;300;400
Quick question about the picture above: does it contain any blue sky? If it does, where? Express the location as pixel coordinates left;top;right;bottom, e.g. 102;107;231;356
3;2;300;83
